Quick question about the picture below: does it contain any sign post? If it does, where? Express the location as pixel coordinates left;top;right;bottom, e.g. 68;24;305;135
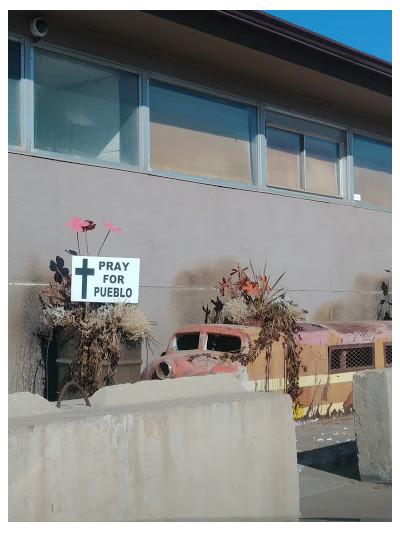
71;256;140;304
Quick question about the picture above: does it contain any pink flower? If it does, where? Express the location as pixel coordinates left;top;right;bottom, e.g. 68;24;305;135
82;220;96;231
104;222;122;233
65;217;86;232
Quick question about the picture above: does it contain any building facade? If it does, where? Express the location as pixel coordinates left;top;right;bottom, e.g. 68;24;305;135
8;11;392;394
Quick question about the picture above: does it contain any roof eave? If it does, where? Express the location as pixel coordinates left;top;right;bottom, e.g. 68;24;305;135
221;10;391;77
145;10;391;96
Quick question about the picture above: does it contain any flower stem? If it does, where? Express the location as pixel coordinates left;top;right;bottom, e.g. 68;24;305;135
76;233;81;255
85;231;89;256
98;230;110;256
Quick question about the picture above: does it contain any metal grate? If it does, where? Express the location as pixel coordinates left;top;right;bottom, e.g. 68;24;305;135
385;343;392;366
329;344;374;372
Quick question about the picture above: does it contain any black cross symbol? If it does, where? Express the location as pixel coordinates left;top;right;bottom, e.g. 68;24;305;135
75;258;95;299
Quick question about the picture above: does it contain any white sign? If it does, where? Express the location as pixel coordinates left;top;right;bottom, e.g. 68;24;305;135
71;256;140;303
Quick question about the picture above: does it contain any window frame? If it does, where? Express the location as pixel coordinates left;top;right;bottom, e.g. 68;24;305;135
8;34;25;150
29;41;144;172
348;129;392;211
148;73;262;189
265;108;347;202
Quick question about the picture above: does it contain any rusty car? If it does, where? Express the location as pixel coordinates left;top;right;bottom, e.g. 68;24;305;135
141;321;392;419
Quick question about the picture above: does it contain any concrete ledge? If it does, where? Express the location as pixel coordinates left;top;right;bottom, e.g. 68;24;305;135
353;368;392;483
9;376;300;521
89;373;249;407
8;391;59;418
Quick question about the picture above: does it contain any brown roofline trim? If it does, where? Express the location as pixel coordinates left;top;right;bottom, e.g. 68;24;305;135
222;10;391;76
145;10;391;96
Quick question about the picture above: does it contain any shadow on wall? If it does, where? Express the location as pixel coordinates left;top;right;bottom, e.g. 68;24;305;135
8;285;44;394
168;256;238;327
169;265;392;326
8;252;60;395
313;272;392;321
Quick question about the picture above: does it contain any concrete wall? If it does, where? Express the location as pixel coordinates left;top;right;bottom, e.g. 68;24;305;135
353;368;392;483
8;376;300;521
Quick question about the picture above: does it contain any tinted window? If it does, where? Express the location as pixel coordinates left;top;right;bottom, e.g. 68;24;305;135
353;135;391;207
305;135;339;196
266;113;344;198
176;334;200;350
267;127;300;190
206;334;241;352
150;81;257;184
34;49;139;165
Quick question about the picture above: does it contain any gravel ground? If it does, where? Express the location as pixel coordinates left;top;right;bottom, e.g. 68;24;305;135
295;414;355;453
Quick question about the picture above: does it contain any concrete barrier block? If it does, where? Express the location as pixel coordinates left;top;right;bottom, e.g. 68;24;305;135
353;368;392;483
8;392;59;418
90;373;248;407
9;383;300;521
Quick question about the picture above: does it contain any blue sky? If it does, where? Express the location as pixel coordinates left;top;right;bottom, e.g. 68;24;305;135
264;10;392;62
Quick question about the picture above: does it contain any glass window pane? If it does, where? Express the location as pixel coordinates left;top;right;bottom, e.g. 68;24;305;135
34;49;139;166
176;334;199;350
206;334;241;352
8;40;21;147
266;127;300;189
150;81;257;184
305;136;339;196
353;135;391;208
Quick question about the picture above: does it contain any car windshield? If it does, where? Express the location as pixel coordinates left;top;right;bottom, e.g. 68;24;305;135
206;334;241;352
175;333;200;350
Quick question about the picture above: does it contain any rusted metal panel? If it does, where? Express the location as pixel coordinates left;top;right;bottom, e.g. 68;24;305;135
142;352;244;381
317;321;392;343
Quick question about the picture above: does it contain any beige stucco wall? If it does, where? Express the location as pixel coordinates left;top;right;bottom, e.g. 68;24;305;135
8;376;300;521
8;152;392;393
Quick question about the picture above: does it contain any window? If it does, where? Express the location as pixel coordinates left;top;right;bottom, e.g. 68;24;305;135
353;135;391;208
175;333;200;350
8;39;21;147
150;81;257;184
266;128;300;190
266;112;344;197
206;334;241;352
305;136;339;196
329;344;374;372
384;343;392;367
34;49;139;166
8;39;392;210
